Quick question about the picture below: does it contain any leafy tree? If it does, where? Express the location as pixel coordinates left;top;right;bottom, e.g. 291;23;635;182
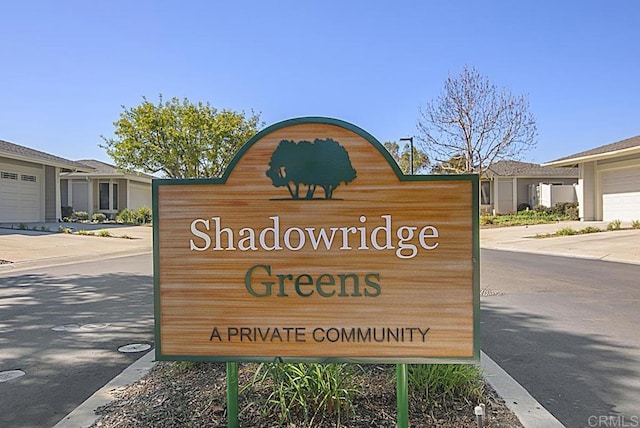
266;139;356;199
383;141;429;174
417;65;537;175
429;154;467;174
101;95;262;178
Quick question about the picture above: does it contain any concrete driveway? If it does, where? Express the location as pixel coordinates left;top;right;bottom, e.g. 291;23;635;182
480;221;640;265
0;222;152;273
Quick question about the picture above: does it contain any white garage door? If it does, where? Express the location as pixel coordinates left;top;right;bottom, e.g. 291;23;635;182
129;182;151;210
0;162;43;223
601;166;640;222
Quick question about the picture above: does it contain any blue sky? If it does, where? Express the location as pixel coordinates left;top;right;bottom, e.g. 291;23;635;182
1;1;639;165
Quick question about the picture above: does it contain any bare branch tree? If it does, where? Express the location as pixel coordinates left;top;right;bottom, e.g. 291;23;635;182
417;66;537;175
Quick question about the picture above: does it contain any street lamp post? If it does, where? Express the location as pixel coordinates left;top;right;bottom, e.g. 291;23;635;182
399;137;414;174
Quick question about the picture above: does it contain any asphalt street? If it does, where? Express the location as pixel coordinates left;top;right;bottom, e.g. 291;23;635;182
481;249;640;428
1;222;639;427
0;254;153;428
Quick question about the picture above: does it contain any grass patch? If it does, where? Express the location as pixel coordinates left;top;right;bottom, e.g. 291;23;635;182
535;226;603;238
632;220;640;229
248;362;360;426
409;364;484;407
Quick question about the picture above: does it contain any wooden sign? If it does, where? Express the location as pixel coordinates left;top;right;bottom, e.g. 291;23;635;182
153;117;479;363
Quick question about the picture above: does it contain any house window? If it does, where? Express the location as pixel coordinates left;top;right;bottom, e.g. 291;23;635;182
1;171;18;180
99;183;110;210
112;183;118;210
100;182;119;211
481;181;491;205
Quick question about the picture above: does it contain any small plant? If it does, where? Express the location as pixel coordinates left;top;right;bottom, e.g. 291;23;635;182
479;216;494;225
74;211;89;221
77;229;89;235
58;226;73;234
408;364;484;406
607;219;622;231
580;226;602;234
18;223;28;230
556;227;577;236
39;226;50;232
631;220;640;229
135;206;152;224
98;229;112;237
92;212;107;223
119;234;132;239
250;362;360;426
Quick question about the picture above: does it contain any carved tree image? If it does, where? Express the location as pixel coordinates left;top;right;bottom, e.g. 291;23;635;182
266;138;357;199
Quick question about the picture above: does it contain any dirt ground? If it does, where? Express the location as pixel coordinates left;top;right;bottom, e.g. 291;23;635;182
91;362;523;427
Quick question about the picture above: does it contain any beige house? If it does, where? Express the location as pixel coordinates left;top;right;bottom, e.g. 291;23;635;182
543;135;640;221
60;160;153;219
0;139;92;223
481;160;578;214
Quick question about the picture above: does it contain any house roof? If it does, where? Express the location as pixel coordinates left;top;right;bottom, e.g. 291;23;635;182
543;135;640;167
484;160;578;178
0;139;93;171
61;159;155;182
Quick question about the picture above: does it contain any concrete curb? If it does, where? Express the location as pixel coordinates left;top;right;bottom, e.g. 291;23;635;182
53;349;563;427
481;351;565;427
53;350;157;428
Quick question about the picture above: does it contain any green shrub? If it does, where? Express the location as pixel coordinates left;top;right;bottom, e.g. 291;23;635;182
116;206;152;224
98;229;112;237
565;205;579;220
607;219;622;231
517;203;531;212
408;364;484;405
74;211;89;221
135;206;152;224
92;212;107;223
77;229;89;235
632;220;640;229
250;363;360;426
116;208;135;224
18;223;28;230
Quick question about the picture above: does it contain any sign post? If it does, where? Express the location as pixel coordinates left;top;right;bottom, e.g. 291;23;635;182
153;117;479;425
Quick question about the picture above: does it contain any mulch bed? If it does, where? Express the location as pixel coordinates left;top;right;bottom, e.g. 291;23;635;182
92;362;523;427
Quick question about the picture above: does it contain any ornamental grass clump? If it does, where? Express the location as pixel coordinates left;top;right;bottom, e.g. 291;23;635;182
249;362;360;427
607;219;622;231
408;364;484;407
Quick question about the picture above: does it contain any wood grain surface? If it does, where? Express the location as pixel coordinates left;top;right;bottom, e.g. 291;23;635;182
155;121;477;361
